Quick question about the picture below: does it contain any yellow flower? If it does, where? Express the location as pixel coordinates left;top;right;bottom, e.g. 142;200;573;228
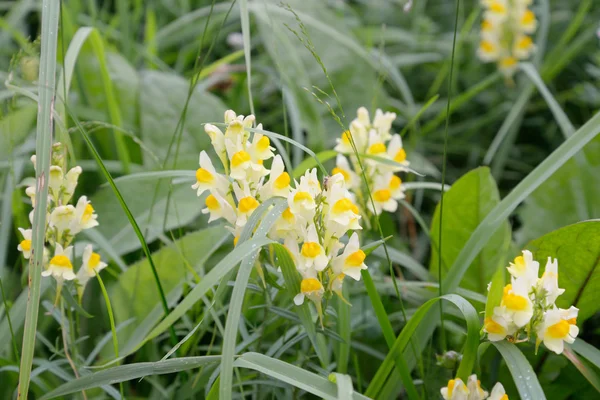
331;233;367;281
17;227;32;259
536;306;579;354
42;244;76;281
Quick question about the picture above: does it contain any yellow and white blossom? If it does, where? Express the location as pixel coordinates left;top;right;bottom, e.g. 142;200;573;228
73;196;99;233
467;374;488;400
536;306;579;354
507;250;539;287
233;182;261;228
488;383;508;400
293;276;325;306
42;244;76;281
249;132;274;161
298;224;329;272
385;134;410;172
77;244;108;286
441;378;469;400
331;233;367;280
192;151;229;197
48;165;64;194
288;177;317;221
369;173;398;215
17;227;32;259
332;154;359;189
484;306;518;341
501;280;533;327
25;186;36;207
62;166;82;203
49;205;77;237
539;257;565;306
259;155;290;199
202;190;237;225
323;174;361;238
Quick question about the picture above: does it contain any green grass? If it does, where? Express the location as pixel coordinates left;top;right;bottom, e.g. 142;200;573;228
1;0;599;399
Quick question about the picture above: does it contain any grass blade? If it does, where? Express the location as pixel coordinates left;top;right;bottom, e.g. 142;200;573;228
17;0;59;396
491;342;546;400
239;0;254;116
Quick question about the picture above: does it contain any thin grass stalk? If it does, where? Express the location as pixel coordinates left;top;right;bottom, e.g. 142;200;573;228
17;0;60;397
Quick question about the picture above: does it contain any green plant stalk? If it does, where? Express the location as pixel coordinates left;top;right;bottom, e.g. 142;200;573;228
0;277;19;360
18;0;60;397
336;287;350;374
240;0;255;116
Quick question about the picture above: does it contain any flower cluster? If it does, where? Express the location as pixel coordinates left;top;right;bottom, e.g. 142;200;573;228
441;375;507;400
477;0;537;77
333;107;409;217
197;110;368;316
18;143;107;298
483;250;579;354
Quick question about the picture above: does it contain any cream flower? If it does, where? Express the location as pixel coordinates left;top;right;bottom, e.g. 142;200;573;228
49;205;77;237
17;227;32;259
323;174;361;238
488;383;508;400
42;244;76;281
368;173;398;215
293;276;325;306
226;137;253;181
385;134;410;172
259;155;290;199
202;190;237;225
73;196;99;233
467;374;488;400
513;34;535;59
62;166;82;203
332;154;359;189
501;280;533;327
204;123;227;164
517;7;537;34
191;151;229;197
298;224;329;272
288;181;316;222
249;131;274;161
507;250;539;288
233;182;260;228
25;186;36;207
77;244;108;285
331;233;367;281
371;109;396;142
537;306;579;354
539;257;565;306
441;378;470;400
484;0;509;23
484;306;517;341
270;207;304;241
48;165;64;194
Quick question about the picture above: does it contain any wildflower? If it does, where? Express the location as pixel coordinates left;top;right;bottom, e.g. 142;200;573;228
369;173;399;215
536;306;579;354
293;276;325;306
202;190;236;225
73;196;99;233
506;250;538;287
501;280;533;327
331;233;367;280
49;205;77;238
539;257;565;306
42;244;76;281
233;182;261;228
488;383;508;400
332;154;359;189
192;151;228;197
441;378;469;400
298;225;329;272
17;228;32;259
484;307;517;341
467;374;488;399
62;166;82;203
48;165;64;195
259;155;291;199
288;175;317;221
386;134;410;172
323;174;361;238
77;244;108;286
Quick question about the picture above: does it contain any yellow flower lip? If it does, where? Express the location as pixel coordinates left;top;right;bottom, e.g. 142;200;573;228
196;167;214;183
368;143;386;154
389;175;402;190
20;239;32;251
480;40;496;54
231;150;251;167
332;167;350;183
341;130;351;144
238;196;259;213
517;36;533;50
489;1;506;14
521;9;535;24
274;172;290;190
293;191;312;203
205;194;220;210
82;204;94;223
257;136;270;152
484;317;505;334
500;57;517;68
300;277;323;293
447;379;456;398
88;253;101;269
282;207;295;222
50;255;72;269
301;242;321;258
332;198;359;215
345;250;366;267
547;320;570;339
503;292;528;311
394;149;406;163
374;189;391;202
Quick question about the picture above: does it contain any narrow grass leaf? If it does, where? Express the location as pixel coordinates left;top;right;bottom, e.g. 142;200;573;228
491;341;546;400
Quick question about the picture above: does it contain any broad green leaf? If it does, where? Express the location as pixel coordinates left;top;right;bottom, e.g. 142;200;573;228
526;220;600;322
571;339;600;371
91;179;202;255
0;105;37;160
138;70;226;168
430;167;511;293
233;352;370;400
39;356;221;399
491;342;546;400
110;225;228;340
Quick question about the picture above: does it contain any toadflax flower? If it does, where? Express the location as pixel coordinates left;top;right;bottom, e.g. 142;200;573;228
441;375;507;400
536;306;579;354
17;228;32;259
43;244;76;281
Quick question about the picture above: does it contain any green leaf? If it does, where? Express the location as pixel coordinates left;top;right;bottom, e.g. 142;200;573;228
91;179;202;255
0;105;37;161
110;225;229;343
138;70;227;168
39;356;221;399
571;339;600;371
526;220;600;322
233;352;370;400
485;264;505;319
430;167;511;293
564;345;600;393
491;342;546;400
366;294;479;398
